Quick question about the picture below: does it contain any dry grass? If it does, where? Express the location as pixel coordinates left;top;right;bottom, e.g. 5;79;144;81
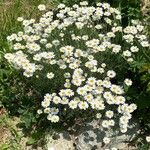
0;108;10;145
141;0;150;37
141;0;150;16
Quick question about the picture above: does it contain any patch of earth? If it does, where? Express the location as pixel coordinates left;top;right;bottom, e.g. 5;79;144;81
0;126;11;145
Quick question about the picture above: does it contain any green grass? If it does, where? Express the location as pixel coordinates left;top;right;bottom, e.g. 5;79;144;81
0;0;56;53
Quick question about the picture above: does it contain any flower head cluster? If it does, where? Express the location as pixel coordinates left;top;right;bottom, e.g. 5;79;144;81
5;1;149;145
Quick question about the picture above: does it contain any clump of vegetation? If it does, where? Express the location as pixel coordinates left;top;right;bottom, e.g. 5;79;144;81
3;1;150;148
0;0;150;149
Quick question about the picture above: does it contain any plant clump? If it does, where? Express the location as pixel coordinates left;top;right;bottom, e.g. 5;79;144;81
4;1;149;146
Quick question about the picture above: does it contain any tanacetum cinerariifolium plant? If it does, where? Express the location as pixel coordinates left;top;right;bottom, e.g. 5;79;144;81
4;1;149;145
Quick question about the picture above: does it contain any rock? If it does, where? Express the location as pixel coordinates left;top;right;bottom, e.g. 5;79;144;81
75;120;139;150
46;131;75;150
75;120;104;150
45;119;139;150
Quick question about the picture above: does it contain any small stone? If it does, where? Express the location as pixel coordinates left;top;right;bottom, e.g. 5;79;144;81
46;131;75;150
